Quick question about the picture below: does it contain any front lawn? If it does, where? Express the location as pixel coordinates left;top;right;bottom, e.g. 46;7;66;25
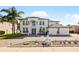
0;33;22;40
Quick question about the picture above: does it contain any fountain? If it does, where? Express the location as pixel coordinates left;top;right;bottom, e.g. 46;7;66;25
42;31;51;47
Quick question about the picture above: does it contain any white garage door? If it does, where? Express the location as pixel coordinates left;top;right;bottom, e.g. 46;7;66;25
49;28;58;35
59;28;69;35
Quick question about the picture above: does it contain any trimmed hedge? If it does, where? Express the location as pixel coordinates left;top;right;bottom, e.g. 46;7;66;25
0;33;22;40
0;31;5;35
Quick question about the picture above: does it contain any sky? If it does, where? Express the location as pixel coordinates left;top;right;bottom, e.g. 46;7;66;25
0;6;79;25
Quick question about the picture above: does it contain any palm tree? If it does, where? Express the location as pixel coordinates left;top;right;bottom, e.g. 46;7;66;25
0;7;24;34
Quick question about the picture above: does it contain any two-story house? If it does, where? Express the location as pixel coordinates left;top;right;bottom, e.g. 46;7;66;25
20;17;69;35
20;17;48;35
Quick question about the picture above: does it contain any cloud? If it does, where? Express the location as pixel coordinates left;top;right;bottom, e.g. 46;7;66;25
65;14;79;22
64;13;79;25
52;18;58;21
65;14;70;17
71;14;79;20
50;17;59;21
31;11;48;18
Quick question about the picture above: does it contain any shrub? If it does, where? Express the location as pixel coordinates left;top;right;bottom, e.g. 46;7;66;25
0;31;5;35
69;31;74;33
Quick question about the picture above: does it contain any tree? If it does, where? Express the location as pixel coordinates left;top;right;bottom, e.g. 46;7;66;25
0;7;24;34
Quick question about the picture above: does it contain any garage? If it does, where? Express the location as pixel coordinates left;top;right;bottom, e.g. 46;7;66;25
59;27;69;35
48;20;69;36
49;27;69;35
49;28;58;35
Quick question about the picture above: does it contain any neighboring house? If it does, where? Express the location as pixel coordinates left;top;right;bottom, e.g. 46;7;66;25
0;22;17;34
48;21;69;35
68;25;79;33
75;26;79;33
20;17;48;35
20;17;69;35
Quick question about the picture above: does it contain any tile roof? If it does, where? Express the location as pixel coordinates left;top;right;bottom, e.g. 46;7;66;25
49;24;68;28
19;16;49;20
49;20;59;22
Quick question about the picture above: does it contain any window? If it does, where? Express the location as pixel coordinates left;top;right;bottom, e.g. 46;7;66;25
23;27;28;33
40;21;44;25
32;21;36;26
23;21;29;25
26;21;29;25
39;27;45;32
43;21;44;25
40;21;41;25
57;28;59;34
23;27;25;33
23;21;25;25
25;28;28;33
39;27;45;34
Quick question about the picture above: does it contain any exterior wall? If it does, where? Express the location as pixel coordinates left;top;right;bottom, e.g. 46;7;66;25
20;17;48;35
38;19;48;34
68;25;79;33
49;27;69;35
49;21;59;26
20;17;69;35
59;28;69;35
49;28;58;35
20;20;30;34
75;26;79;33
0;22;17;34
68;26;75;33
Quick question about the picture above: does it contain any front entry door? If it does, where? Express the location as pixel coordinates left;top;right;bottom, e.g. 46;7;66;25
32;28;36;34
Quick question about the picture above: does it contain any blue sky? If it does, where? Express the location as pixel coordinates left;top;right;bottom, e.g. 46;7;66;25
0;6;79;25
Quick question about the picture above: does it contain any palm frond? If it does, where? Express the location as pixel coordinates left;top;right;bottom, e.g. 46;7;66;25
18;11;24;15
0;7;24;23
0;9;10;13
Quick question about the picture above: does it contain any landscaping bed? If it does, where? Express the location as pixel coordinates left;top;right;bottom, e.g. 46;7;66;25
10;41;79;47
0;33;22;40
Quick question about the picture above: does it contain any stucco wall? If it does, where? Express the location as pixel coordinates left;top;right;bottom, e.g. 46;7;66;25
59;28;69;35
49;27;69;35
0;22;17;34
20;17;48;34
49;28;58;35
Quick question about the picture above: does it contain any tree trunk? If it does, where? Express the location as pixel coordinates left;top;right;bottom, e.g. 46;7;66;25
12;22;15;34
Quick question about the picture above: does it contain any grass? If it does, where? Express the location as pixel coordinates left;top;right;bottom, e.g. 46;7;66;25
0;33;22;40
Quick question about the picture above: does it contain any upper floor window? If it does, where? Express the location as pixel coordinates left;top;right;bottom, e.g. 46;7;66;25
43;21;45;25
40;21;41;25
23;21;25;25
26;21;29;25
23;21;29;25
40;21;45;25
32;21;36;26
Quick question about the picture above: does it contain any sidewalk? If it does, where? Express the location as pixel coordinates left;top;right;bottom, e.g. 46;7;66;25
0;47;79;52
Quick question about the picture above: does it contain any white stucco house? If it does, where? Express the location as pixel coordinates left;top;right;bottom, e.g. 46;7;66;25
20;17;48;35
20;17;69;35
